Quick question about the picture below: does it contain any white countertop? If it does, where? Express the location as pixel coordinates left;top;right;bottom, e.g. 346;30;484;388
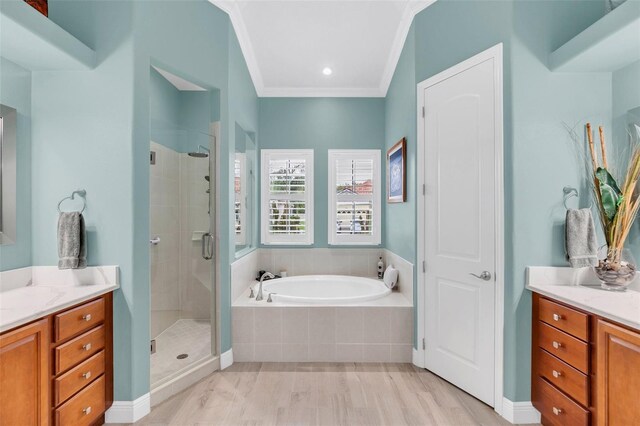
526;266;640;331
0;266;119;333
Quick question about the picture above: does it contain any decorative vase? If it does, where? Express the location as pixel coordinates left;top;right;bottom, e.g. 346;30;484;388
594;247;637;291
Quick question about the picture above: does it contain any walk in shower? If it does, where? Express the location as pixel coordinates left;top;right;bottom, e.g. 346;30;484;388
148;65;218;397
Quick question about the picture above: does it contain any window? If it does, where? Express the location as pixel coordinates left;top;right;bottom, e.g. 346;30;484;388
261;149;314;245
328;150;381;245
234;154;246;245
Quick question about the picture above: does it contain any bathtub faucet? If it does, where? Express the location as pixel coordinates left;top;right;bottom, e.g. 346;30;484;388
256;272;275;301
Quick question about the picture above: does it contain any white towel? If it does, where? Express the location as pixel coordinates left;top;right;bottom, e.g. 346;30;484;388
383;265;399;289
565;208;598;268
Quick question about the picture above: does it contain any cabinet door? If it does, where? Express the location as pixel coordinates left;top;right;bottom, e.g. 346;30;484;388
596;319;640;425
0;319;49;426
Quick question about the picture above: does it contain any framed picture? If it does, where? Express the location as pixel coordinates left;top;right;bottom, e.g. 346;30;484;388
24;0;48;16
387;138;406;203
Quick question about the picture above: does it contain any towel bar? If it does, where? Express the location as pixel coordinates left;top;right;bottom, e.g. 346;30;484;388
58;189;87;213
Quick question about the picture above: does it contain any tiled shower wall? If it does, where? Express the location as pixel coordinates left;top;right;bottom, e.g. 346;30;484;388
178;154;212;320
150;142;211;339
150;142;181;338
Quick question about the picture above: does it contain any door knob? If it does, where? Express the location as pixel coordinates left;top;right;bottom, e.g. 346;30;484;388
469;271;492;281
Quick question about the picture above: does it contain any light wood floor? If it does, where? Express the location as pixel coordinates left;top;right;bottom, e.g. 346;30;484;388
130;363;538;426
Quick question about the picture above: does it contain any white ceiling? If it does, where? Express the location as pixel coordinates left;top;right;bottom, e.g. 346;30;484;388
210;0;435;97
153;66;208;91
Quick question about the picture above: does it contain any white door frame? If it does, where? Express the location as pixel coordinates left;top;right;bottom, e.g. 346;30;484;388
415;43;505;416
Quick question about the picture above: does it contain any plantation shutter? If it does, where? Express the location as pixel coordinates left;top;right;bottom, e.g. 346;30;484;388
328;150;381;245
261;150;314;245
335;158;374;236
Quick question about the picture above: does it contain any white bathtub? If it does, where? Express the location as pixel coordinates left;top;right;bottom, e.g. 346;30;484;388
258;275;391;304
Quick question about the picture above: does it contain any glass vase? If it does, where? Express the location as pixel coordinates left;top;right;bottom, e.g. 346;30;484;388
594;247;637;291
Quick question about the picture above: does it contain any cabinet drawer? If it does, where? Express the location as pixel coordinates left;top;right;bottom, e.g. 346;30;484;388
539;298;588;341
538;348;588;407
539;322;589;373
537;377;589;426
55;375;105;426
55;325;105;374
54;298;105;343
54;350;105;406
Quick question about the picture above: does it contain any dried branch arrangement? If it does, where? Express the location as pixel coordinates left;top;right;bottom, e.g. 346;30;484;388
585;123;640;272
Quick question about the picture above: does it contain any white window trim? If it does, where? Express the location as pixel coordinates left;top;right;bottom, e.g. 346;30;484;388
327;149;381;246
261;149;314;245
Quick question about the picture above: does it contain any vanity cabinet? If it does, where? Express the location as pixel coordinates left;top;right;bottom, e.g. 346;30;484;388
532;293;640;426
0;293;113;426
0;318;50;425
595;319;640;425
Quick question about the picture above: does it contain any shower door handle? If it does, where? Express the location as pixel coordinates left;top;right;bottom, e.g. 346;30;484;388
202;233;214;260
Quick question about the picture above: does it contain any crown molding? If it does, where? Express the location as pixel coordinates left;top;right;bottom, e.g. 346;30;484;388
210;0;266;96
210;0;437;98
378;0;437;96
260;87;385;98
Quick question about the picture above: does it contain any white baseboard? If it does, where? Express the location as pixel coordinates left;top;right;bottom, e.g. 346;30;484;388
105;393;151;424
501;398;541;424
221;348;233;370
412;348;424;368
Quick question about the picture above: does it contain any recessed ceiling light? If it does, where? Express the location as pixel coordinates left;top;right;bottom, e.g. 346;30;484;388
322;67;333;76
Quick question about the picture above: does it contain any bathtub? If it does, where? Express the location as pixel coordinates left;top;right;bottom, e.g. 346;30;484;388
232;274;413;363
258;275;391;304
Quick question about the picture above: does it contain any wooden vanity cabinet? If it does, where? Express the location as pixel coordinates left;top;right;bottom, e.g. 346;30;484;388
532;292;640;426
0;293;113;426
0;318;50;425
595;319;640;425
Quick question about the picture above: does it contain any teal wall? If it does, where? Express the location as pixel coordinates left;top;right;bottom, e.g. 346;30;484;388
225;27;259;347
404;0;609;402
509;0;610;401
258;97;385;248
384;25;416;267
150;66;182;151
612;60;640;259
34;0;139;398
28;0;257;401
0;58;32;271
150;66;215;154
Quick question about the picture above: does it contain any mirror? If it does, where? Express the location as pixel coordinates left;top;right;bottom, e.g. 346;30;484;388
0;104;17;245
235;123;257;257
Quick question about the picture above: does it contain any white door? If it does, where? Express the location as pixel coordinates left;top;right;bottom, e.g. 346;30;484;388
421;47;502;406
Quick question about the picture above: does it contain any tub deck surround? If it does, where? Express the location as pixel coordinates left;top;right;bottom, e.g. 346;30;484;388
232;274;412;363
526;266;640;330
0;266;119;333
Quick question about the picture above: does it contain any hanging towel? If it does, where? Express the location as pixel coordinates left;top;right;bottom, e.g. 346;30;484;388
565;208;598;268
58;211;87;269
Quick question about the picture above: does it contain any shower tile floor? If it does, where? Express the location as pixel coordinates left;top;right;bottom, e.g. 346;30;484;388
151;319;212;386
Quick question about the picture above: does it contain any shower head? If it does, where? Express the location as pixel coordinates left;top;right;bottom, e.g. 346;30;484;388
187;145;210;158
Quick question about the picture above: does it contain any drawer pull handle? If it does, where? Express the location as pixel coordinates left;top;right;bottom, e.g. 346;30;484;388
552;341;563;349
82;371;91;380
552;313;563;321
82;343;92;351
82;314;92;321
83;406;92;415
552;407;563;416
552;370;562;378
